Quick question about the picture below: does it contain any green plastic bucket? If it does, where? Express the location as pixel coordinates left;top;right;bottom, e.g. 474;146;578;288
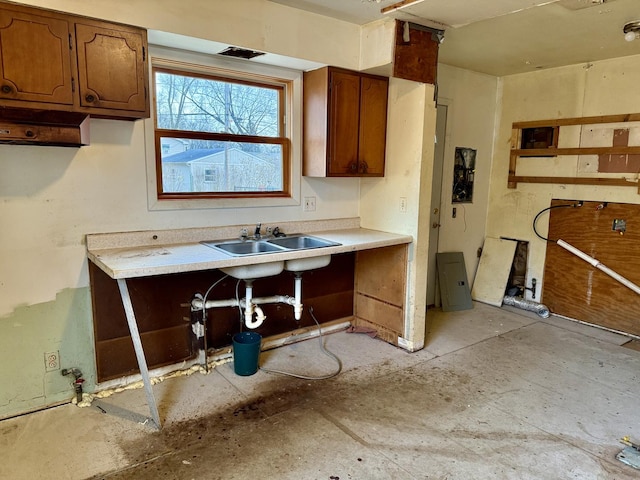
232;332;261;376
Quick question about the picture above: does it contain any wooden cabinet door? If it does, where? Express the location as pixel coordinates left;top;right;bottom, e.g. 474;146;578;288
75;22;148;116
0;8;74;105
358;76;388;176
328;70;360;176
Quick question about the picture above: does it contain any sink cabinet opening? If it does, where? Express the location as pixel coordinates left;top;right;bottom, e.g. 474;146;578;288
89;253;355;382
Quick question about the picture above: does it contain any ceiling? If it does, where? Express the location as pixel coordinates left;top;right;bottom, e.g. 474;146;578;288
268;0;640;76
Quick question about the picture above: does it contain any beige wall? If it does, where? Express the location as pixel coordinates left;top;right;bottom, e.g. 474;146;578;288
435;64;500;282
1;2;436;418
486;54;640;300
14;0;362;70
361;79;437;350
9;0;636;422
0;0;366;419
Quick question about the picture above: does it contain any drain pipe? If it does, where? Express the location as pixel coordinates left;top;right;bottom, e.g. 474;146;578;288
293;274;303;321
191;274;306;328
192;295;299;311
243;280;260;329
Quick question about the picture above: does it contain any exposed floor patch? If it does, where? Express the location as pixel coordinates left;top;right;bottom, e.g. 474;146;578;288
4;304;640;480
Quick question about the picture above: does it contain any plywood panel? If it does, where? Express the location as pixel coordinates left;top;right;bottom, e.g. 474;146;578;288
354;317;399;347
543;200;640;335
355;244;407;307
472;238;518;306
355;293;403;334
393;20;438;85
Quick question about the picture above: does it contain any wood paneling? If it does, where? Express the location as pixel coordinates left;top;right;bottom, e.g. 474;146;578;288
542;200;640;335
393;20;439;85
354;245;407;338
355;245;406;307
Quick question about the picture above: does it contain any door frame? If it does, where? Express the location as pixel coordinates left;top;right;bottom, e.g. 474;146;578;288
427;98;453;307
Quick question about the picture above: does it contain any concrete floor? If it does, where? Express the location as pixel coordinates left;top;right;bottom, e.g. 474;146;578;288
3;302;640;479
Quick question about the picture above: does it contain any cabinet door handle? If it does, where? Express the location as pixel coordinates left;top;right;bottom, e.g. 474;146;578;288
25;129;34;138
85;94;96;103
1;85;12;94
359;161;368;174
348;161;358;173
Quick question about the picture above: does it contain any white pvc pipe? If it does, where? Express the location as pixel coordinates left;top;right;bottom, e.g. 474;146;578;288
245;311;264;329
195;295;297;310
190;274;308;328
293;275;303;320
557;239;640;296
243;282;265;329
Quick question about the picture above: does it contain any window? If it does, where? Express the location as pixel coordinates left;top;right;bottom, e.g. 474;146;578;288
153;66;291;199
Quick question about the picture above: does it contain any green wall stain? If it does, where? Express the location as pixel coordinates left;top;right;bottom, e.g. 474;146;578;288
0;287;95;419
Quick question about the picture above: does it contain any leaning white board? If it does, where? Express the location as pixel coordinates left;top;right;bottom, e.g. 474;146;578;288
471;237;518;307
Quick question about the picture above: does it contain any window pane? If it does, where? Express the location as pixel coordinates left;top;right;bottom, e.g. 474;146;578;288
160;137;284;193
155;72;280;137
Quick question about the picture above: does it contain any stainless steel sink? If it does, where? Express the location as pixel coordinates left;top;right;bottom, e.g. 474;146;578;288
201;234;342;277
202;239;286;256
201;234;341;257
267;235;341;250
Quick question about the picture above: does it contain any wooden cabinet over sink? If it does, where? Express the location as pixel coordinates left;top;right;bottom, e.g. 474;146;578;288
0;0;149;122
303;66;388;177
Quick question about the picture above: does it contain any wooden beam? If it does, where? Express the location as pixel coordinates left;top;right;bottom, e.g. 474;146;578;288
381;0;426;14
513;146;640;157
513;113;640;129
508;175;637;187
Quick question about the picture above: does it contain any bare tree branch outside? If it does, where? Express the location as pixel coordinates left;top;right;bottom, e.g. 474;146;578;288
154;69;288;195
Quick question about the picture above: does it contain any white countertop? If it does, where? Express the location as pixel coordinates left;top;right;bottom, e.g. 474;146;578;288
87;224;413;279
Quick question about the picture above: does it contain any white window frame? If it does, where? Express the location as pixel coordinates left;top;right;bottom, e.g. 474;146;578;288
145;45;302;211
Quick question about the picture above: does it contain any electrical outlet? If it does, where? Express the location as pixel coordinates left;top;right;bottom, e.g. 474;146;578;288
45;351;60;372
399;197;407;213
303;196;316;212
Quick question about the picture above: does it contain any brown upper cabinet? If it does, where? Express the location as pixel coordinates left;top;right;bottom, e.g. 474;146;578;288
0;1;149;120
303;66;388;177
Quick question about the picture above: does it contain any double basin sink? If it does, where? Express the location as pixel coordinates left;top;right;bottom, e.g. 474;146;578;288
201;235;341;278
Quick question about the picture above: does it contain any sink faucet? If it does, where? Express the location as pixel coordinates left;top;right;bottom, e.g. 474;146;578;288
253;223;262;240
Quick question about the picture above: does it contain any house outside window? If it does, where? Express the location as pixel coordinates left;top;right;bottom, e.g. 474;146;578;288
153;66;291;199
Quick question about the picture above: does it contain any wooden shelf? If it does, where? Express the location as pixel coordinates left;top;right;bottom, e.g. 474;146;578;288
508;113;640;193
513;113;640;129
513;146;640;157
508;176;637;188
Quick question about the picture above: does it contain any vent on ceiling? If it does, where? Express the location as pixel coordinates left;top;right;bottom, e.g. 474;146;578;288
218;46;266;60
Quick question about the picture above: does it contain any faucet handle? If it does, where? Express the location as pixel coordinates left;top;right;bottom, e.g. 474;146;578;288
240;228;248;240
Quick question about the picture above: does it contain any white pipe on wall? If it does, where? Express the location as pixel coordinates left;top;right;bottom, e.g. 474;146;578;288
557;239;640;296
